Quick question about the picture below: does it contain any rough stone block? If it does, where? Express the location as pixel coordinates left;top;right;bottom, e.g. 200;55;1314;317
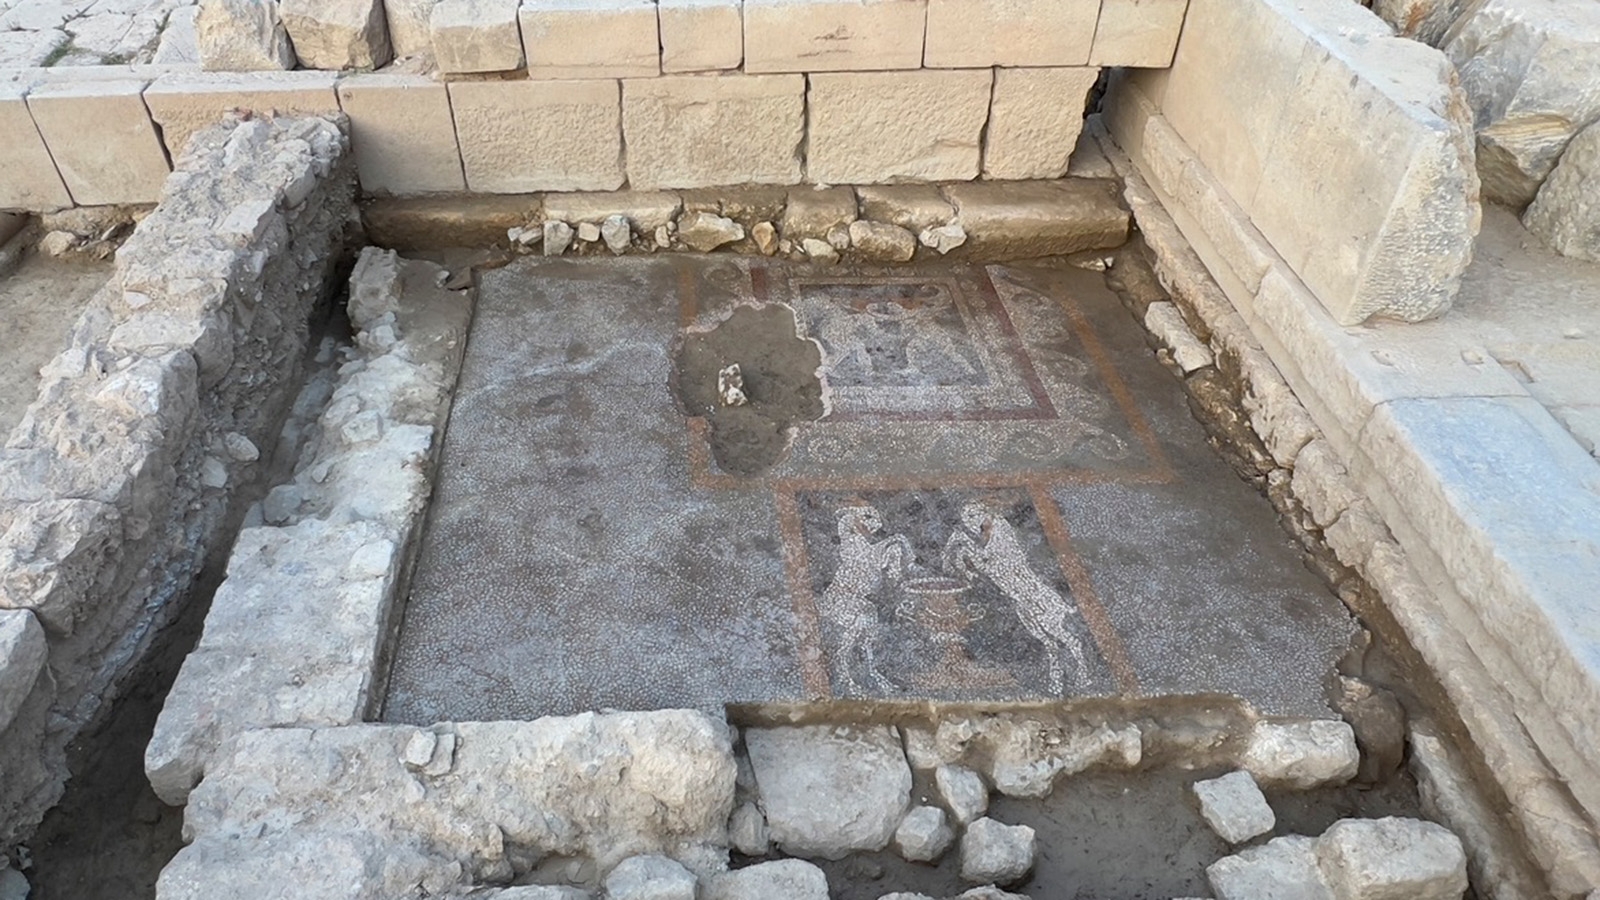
1192;771;1275;844
924;0;1098;67
1524;120;1600;262
806;70;992;184
542;191;682;231
894;805;953;862
337;73;467;195
705;860;828;900
431;0;524;73
782;186;856;241
1315;818;1468;900
197;0;294;71
1241;719;1359;789
744;725;912;859
1209;836;1334;900
0;81;72;211
605;855;698;900
960;818;1036;885
0;610;46;732
857;185;954;234
659;0;742;73
1372;0;1473;46
944;180;1128;261
25;76;170;206
983;67;1098;180
622;73;802;189
143;71;341;163
744;0;925;73
385;0;440;58
279;0;393;69
934;764;988;825
1444;0;1600;208
449;79;624;192
1090;0;1189;68
519;0;659;79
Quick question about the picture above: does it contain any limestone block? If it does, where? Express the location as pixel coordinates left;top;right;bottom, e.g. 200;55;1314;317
1208;836;1334;900
705;860;828;900
431;0;523;72
622;73;801;190
197;0;294;71
983;67;1098;180
894;805;953;862
1524;120;1600;263
744;0;925;73
924;0;1098;68
1241;719;1359;789
1192;771;1275;844
857;185;954;233
154;5;202;65
960;818;1035;885
1315;818;1468;900
519;0;659;79
449;79;624;192
782;186;856;241
744;724;913;859
1090;0;1189;68
659;0;742;73
337;73;467;195
25;76;170;206
934;764;988;824
1444;0;1600;208
279;0;393;69
0;81;72;211
807;70;991;184
848;220;915;262
543;191;682;231
944;180;1128;262
386;0;440;58
0;610;46;732
143;71;341;163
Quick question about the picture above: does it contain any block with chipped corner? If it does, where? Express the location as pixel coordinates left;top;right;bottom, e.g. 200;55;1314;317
196;0;294;70
338;73;466;195
983;67;1099;180
1090;0;1189;68
143;71;341;164
1523;120;1600;263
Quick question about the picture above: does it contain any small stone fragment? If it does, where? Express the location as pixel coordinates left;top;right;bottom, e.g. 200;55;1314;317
678;212;744;252
576;221;601;243
1332;677;1407;786
751;221;778;256
601;214;632;254
919;223;968;255
801;238;839;265
39;231;77;257
782;187;858;241
953;890;1029;900
1314;817;1467;900
718;364;748;407
200;456;228;489
654;224;673;249
848;220;917;263
705;859;828;900
1193;771;1275;844
960;818;1035;886
401;730;437;769
894;805;954;862
1143;301;1214;374
261;484;303;525
1242;720;1360;790
604;854;698;900
935;764;988;825
729;801;769;856
544;221;574;256
222;432;260;462
826;224;851;251
1208;836;1334;900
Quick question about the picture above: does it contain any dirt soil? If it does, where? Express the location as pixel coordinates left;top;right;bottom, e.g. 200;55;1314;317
0;247;113;436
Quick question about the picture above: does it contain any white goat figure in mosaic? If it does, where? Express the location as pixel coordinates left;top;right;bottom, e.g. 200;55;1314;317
944;502;1090;693
822;505;912;694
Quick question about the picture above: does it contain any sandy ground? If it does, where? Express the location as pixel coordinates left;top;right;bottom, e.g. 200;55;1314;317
0;247;112;437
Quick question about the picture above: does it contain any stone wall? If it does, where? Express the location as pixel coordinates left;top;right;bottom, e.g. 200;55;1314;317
0;113;354;845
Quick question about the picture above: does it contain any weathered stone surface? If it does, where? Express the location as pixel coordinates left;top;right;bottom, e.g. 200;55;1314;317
1524;120;1600;262
143;71;342;164
924;0;1097;67
944;181;1129;263
728;801;769;856
605;854;697;900
279;0;393;70
934;764;988;825
677;211;744;252
857;185;954;234
920;717;1143;799
744;725;912;859
1372;0;1474;46
782;187;857;241
983;67;1098;181
0;610;46;732
960;818;1035;886
848;220;915;262
449;79;624;192
1315;818;1467;900
544;220;575;255
337;73;467;195
544;191;683;232
153;6;202;65
623;74;803;189
430;0;523;74
920;223;968;255
25;75;171;206
0;79;72;213
659;0;742;73
519;0;659;79
1193;771;1275;845
1209;836;1334;900
361;194;541;250
808;70;992;184
197;0;294;70
1444;0;1600;208
704;860;828;900
801;237;837;263
894;806;953;862
384;0;439;58
745;0;925;73
1144;302;1214;374
1242;720;1359;789
1090;0;1188;67
1332;677;1406;786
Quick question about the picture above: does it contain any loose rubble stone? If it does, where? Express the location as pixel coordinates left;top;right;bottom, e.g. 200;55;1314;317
782;188;858;242
919;223;968;256
1193;771;1275;844
197;0;294;70
744;725;913;859
1315;818;1467;900
1524;120;1600;262
678;212;744;252
1144;301;1214;373
576;221;602;243
826;224;851;251
0;611;46;732
544;221;574;256
801;238;838;264
544;192;684;234
848;220;917;262
1209;836;1334;900
728;801;769;856
601;215;632;254
38;231;77;258
279;0;393;70
654;225;673;249
960;818;1036;886
704;860;828;900
953;890;1029;900
894;806;954;862
935;764;988;825
751;222;778;256
857;185;956;234
986;721;1143;798
1242;720;1360;789
430;0;523;73
604;855;698;900
1332;677;1407;786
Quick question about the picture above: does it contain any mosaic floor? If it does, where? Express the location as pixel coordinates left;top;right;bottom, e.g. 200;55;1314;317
380;257;1354;723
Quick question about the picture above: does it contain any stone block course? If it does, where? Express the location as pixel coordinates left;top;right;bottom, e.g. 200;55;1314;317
983;67;1098;180
623;73;802;189
385;0;440;58
519;0;660;79
944;180;1128;261
337;72;467;195
431;0;524;74
143;70;342;163
24;75;171;206
279;0;393;70
0;79;73;211
1090;0;1189;68
659;0;742;73
807;69;992;184
448;78;624;192
744;0;925;73
924;0;1098;68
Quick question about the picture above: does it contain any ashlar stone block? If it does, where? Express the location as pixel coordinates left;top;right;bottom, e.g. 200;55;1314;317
623;73;802;189
0;80;72;211
279;0;393;70
25;75;170;206
431;0;524;73
196;0;294;71
1090;0;1190;68
744;0;925;73
449;79;624;192
924;0;1098;68
659;0;743;73
385;0;440;59
143;71;341;163
519;0;660;80
983;67;1099;180
807;70;992;184
338;73;467;195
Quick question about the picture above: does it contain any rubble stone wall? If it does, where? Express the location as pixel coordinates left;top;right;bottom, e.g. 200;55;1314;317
0;113;355;845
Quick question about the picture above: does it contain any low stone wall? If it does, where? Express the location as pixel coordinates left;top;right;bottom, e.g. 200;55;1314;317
0;113;354;845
